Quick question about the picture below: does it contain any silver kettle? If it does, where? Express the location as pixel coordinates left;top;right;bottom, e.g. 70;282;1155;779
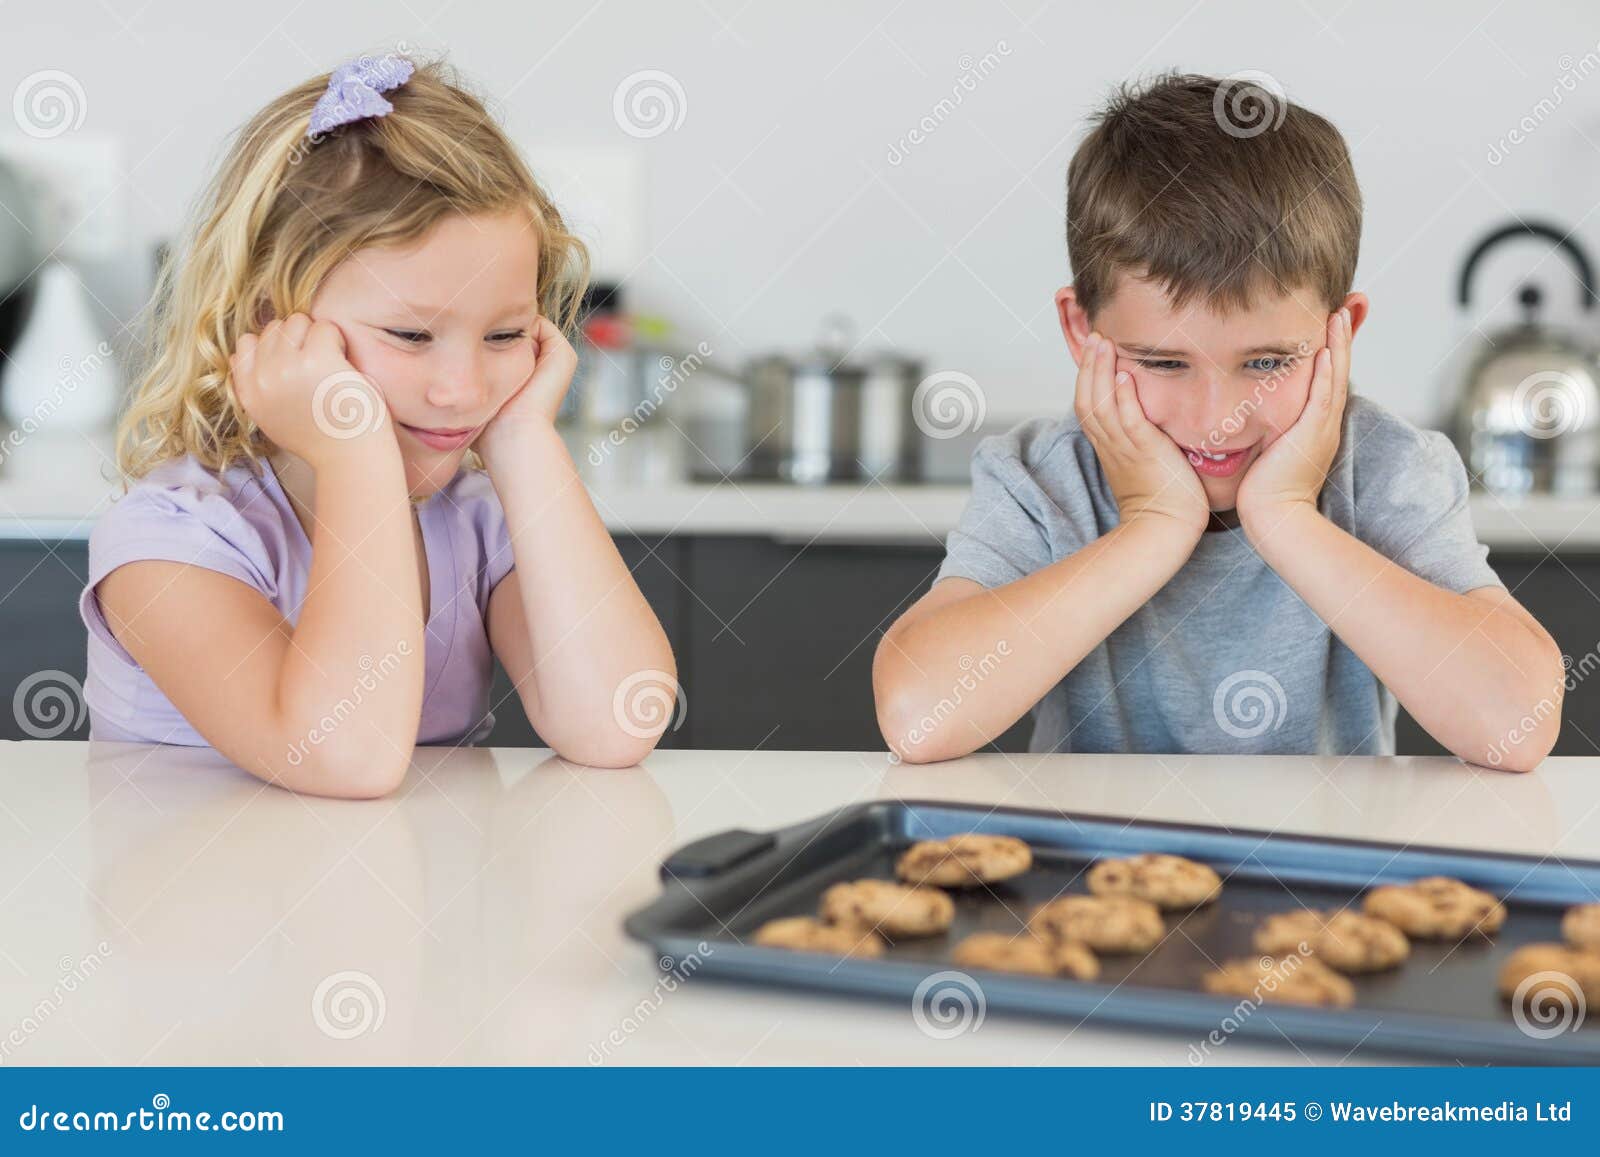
1451;221;1600;497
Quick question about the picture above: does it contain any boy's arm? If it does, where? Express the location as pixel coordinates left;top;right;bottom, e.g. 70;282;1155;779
1238;310;1563;772
874;514;1200;762
1242;505;1559;771
875;331;1210;763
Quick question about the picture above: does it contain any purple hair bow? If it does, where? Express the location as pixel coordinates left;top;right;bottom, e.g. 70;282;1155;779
307;54;415;137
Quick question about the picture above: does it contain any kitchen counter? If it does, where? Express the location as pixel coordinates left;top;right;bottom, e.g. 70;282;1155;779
0;740;1594;1065
1;428;1598;549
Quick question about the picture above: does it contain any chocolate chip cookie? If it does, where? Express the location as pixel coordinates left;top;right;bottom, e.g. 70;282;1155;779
820;879;955;938
1087;853;1222;909
1561;903;1600;952
1203;955;1356;1008
752;916;884;958
1253;908;1410;973
1362;876;1506;939
895;834;1033;888
1029;893;1165;954
951;932;1100;980
1498;942;1600;1006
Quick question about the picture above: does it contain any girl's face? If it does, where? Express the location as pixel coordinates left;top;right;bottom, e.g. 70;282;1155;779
308;210;541;497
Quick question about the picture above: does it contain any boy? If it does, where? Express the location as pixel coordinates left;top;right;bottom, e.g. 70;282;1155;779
873;73;1562;771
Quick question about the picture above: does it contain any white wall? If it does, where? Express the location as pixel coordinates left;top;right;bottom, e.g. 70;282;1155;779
10;0;1600;425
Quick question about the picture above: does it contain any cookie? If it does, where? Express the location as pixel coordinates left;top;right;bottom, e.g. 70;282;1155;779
895;834;1033;888
1203;955;1356;1008
819;879;955;938
951;932;1100;981
1029;894;1164;954
1253;908;1410;973
752;916;884;958
1087;853;1222;909
1362;876;1507;939
1561;903;1600;952
1498;943;1600;1005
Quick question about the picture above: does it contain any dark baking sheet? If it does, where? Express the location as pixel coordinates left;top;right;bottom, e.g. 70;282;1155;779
622;799;1600;1064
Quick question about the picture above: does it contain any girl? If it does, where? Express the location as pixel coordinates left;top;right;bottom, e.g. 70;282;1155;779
79;53;678;797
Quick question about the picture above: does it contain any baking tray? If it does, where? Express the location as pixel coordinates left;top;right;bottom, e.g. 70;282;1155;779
623;799;1600;1064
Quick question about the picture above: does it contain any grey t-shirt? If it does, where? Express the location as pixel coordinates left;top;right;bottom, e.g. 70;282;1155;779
936;394;1502;756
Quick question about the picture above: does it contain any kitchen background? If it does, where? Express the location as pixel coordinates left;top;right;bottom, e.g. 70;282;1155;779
3;0;1600;755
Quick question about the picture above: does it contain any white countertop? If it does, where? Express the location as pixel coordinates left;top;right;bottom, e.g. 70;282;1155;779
1;741;1595;1065
1;428;1598;550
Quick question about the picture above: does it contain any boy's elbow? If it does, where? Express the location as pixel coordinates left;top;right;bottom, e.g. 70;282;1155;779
1470;705;1562;773
874;685;961;765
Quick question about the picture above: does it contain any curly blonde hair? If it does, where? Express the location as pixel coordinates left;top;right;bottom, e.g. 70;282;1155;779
116;53;590;481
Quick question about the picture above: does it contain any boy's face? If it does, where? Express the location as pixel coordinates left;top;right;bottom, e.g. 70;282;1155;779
1056;274;1367;512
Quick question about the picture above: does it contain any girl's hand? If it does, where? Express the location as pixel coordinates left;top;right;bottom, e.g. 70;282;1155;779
1236;308;1351;537
1075;331;1210;537
230;313;396;470
475;316;578;461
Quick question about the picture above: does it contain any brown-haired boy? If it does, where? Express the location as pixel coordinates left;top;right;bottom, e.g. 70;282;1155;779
874;73;1562;771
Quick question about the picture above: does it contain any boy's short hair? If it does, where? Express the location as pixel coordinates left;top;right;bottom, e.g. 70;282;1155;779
1066;72;1362;317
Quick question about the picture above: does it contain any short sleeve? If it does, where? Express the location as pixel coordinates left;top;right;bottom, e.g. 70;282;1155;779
78;481;274;663
443;468;515;614
936;434;1060;589
1354;422;1501;595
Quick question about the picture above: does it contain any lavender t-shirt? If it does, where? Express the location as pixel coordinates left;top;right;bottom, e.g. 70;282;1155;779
78;454;517;747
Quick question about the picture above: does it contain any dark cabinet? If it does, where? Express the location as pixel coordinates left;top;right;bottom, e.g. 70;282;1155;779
681;537;1034;751
0;540;92;741
14;534;1600;761
1395;553;1600;759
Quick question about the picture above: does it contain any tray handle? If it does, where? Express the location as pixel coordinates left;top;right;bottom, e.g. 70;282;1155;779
659;828;778;879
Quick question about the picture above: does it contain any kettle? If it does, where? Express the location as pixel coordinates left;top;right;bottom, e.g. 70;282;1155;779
1451;220;1600;497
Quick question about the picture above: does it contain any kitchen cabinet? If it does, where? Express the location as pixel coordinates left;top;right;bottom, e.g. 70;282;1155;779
12;534;1600;762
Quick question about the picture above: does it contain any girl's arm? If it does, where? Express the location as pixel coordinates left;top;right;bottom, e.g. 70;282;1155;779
99;316;424;798
478;320;676;766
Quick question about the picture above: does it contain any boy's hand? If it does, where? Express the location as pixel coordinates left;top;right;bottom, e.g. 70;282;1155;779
1236;308;1351;539
475;316;577;463
1074;332;1209;537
